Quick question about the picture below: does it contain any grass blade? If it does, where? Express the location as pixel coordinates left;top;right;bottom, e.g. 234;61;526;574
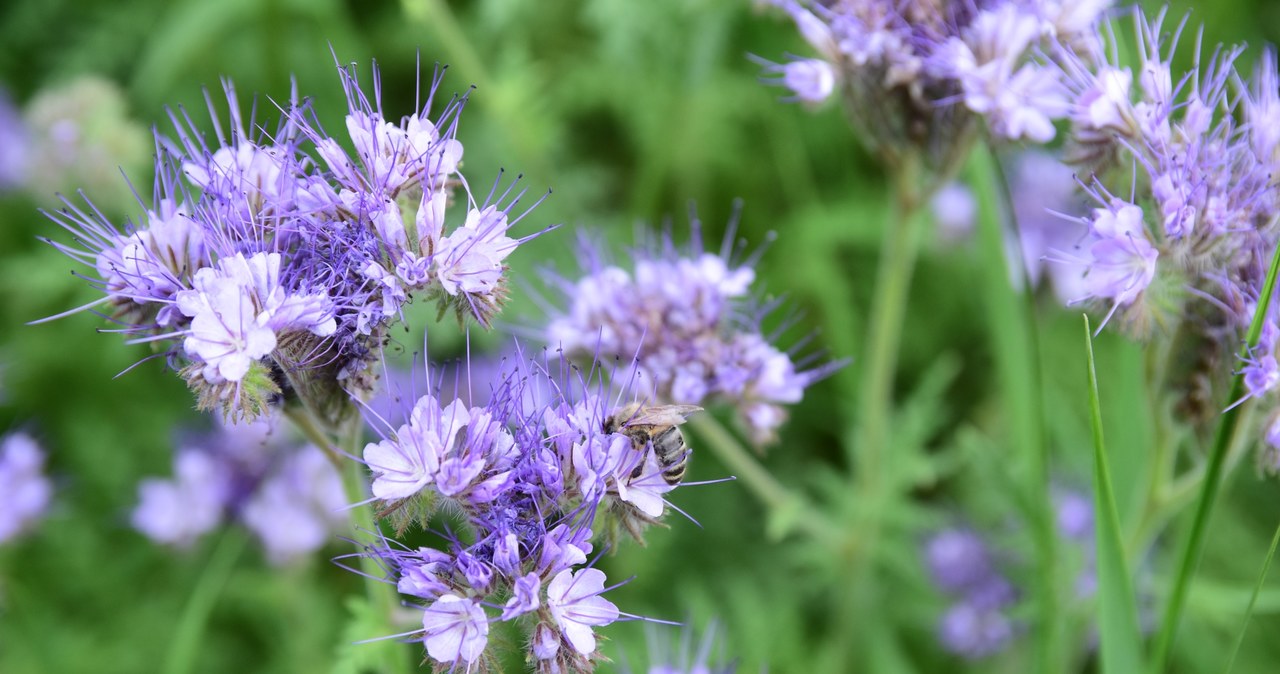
1220;520;1280;674
1149;238;1280;672
1083;314;1144;674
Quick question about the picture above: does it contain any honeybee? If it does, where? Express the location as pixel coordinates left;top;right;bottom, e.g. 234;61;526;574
603;403;702;486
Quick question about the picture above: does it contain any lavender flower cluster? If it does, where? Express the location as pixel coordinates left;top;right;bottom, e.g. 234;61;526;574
924;489;1098;660
545;219;826;444
132;413;347;564
44;62;544;425
0;432;53;544
360;354;699;670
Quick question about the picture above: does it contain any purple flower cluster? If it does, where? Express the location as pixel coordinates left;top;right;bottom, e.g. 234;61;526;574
132;412;347;564
760;0;1109;173
924;488;1099;659
360;353;702;670
43;61;546;424
0;432;53;544
923;527;1019;659
544;217;825;444
932;150;1090;301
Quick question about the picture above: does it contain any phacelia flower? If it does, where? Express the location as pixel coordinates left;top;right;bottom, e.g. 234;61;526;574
0;432;53;543
41;59;549;426
760;0;1104;186
357;349;713;668
544;211;834;444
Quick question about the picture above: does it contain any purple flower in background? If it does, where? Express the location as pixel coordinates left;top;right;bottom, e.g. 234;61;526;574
924;528;999;595
132;412;347;563
132;448;233;547
0;88;29;191
923;526;1019;659
241;447;347;564
938;601;1016;659
0;432;53;543
545;211;832;444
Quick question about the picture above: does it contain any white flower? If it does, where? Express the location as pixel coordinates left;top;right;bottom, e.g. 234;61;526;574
545;568;619;655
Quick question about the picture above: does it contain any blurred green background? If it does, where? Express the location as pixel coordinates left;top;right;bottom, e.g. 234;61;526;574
4;0;1280;672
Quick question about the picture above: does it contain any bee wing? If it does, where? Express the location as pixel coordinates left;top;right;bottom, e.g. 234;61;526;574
625;404;703;426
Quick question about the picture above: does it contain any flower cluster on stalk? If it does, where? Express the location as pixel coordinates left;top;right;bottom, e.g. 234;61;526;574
132;412;347;564
758;0;1109;187
42;61;547;426
543;212;831;445
359;351;702;671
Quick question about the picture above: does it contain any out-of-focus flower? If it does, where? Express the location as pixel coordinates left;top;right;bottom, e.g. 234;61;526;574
0;432;53;543
544;212;836;444
923;526;1019;660
0;89;28;191
22;76;149;213
132;412;347;564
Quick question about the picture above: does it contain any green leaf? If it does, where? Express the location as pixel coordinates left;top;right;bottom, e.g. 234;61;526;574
1083;314;1145;674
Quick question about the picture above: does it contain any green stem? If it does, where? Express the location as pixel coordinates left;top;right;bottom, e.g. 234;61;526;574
687;414;838;541
852;156;927;481
337;419;413;674
162;527;250;674
1149;240;1280;673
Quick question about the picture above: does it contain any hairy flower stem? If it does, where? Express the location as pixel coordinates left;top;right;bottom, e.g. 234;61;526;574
1149;240;1280;673
162;526;249;674
852;155;927;485
687;415;837;541
336;418;414;674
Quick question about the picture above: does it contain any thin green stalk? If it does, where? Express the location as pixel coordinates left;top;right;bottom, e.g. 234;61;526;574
687;414;838;541
1149;240;1280;673
337;419;413;674
162;527;250;674
970;145;1059;673
1084;315;1145;674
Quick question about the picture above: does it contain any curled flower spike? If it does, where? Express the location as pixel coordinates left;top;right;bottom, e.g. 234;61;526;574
39;58;550;426
544;207;838;444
